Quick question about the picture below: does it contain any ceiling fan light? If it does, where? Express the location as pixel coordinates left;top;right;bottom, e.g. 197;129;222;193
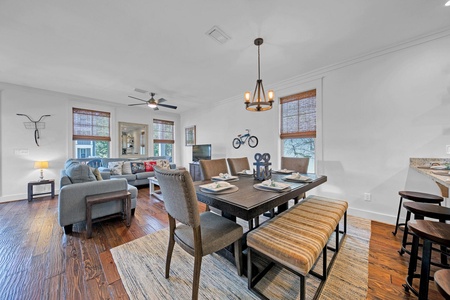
446;0;450;6
148;103;157;108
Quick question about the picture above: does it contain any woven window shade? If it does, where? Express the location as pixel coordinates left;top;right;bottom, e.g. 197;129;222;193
280;90;316;139
72;108;111;141
153;119;175;144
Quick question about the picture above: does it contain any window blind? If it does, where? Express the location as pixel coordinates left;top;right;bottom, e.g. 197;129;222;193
153;119;175;144
72;108;111;141
280;89;316;139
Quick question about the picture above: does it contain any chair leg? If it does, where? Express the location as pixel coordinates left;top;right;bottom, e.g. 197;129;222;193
392;196;403;236
165;217;176;278
192;254;202;300
234;239;243;276
399;211;411;255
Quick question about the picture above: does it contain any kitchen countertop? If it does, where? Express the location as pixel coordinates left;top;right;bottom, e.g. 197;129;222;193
410;158;450;196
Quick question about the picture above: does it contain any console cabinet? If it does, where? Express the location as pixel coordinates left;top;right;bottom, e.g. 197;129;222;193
189;163;202;181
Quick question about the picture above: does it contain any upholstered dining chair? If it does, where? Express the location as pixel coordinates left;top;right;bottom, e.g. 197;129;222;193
281;157;310;205
281;157;310;173
227;157;250;176
199;158;228;181
154;168;243;300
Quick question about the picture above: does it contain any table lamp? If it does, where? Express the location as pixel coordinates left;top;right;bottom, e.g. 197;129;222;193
34;161;49;181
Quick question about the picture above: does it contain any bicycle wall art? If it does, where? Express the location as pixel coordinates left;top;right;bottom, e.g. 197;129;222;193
232;129;258;149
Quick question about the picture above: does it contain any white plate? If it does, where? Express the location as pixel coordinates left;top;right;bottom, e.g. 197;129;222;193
211;175;239;181
199;181;233;192
255;180;291;191
274;169;294;174
284;174;312;182
237;170;253;175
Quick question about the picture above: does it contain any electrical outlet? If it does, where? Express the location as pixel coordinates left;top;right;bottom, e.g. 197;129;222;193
364;193;371;201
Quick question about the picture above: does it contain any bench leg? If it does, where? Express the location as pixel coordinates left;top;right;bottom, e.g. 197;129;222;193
335;223;340;253
300;275;305;300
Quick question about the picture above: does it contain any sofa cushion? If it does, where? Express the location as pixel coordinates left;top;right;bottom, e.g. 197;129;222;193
108;161;124;175
111;174;137;181
122;161;132;174
131;162;145;174
144;160;157;172
91;168;103;181
135;171;155;180
156;159;171;170
66;163;97;183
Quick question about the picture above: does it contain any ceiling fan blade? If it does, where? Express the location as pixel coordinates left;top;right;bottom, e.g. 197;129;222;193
128;96;148;102
157;98;167;103
153;107;159;111
158;103;177;109
128;103;148;106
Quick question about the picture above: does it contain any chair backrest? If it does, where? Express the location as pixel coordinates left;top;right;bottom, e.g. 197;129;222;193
227;157;250;176
154;168;200;228
281;157;310;173
199;158;228;181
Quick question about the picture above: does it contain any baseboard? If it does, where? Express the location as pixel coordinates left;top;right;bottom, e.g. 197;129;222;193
348;207;396;225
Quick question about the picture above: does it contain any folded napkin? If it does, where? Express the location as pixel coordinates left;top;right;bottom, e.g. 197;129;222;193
287;173;312;181
261;179;290;189
243;170;253;175
200;181;232;191
218;173;230;179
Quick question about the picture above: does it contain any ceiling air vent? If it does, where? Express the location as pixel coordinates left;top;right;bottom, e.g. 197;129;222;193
206;26;230;44
134;88;147;93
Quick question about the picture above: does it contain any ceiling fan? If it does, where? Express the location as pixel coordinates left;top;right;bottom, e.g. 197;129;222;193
128;92;177;110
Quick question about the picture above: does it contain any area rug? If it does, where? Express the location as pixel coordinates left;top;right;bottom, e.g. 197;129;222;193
111;215;371;300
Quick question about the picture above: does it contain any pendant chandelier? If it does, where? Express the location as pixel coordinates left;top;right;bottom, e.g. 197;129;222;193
244;38;274;111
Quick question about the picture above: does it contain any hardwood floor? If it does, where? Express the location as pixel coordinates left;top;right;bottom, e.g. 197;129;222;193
0;187;445;299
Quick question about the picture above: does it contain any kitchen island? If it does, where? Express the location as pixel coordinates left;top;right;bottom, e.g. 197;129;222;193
410;158;450;198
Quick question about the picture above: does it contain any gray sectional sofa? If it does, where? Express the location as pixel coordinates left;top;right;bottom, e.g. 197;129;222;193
64;156;176;186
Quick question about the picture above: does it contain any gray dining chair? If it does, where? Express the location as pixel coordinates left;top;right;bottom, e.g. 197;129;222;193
281;157;310;205
199;158;228;181
281;157;310;173
227;157;250;176
154;167;243;300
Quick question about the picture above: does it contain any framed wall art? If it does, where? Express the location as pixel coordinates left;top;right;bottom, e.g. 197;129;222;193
185;125;196;146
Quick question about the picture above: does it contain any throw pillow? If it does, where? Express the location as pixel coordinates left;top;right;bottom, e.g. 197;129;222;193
108;161;124;175
144;160;157;172
66;163;97;183
131;162;145;174
156;159;171;170
122;161;132;174
91;167;103;181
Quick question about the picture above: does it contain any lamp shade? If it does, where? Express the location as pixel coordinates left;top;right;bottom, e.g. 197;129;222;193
34;161;49;169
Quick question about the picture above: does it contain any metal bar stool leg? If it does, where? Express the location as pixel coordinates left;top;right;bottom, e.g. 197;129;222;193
399;210;411;255
392;196;404;235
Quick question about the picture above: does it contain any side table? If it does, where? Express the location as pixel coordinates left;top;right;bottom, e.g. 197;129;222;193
27;179;55;202
85;191;131;238
149;177;163;201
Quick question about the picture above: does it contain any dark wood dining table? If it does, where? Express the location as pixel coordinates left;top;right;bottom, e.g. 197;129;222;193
195;173;327;226
194;172;327;269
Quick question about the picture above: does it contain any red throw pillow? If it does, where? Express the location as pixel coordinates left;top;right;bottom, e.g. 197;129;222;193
144;160;157;172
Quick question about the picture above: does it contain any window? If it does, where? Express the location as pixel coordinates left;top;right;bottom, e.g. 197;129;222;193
280;89;316;172
153;119;174;157
72;108;111;158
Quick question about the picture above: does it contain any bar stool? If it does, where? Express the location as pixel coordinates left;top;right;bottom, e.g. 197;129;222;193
398;202;450;267
435;269;450;300
403;220;450;300
392;191;443;236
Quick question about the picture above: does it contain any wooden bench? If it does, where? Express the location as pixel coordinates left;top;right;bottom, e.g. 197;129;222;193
247;195;348;300
86;190;131;238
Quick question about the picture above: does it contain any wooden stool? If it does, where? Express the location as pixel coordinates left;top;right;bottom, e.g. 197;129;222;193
435;269;450;300
392;191;443;236
403;220;450;300
399;202;450;267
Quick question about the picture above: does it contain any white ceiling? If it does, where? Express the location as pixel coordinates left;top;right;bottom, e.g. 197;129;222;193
1;0;450;113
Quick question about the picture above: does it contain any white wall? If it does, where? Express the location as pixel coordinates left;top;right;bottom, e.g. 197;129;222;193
180;33;450;224
0;83;180;202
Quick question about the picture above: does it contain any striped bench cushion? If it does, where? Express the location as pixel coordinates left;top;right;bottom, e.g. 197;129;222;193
247;195;348;276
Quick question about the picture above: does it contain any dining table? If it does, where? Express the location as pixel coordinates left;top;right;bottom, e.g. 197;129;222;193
194;172;327;267
195;172;327;228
